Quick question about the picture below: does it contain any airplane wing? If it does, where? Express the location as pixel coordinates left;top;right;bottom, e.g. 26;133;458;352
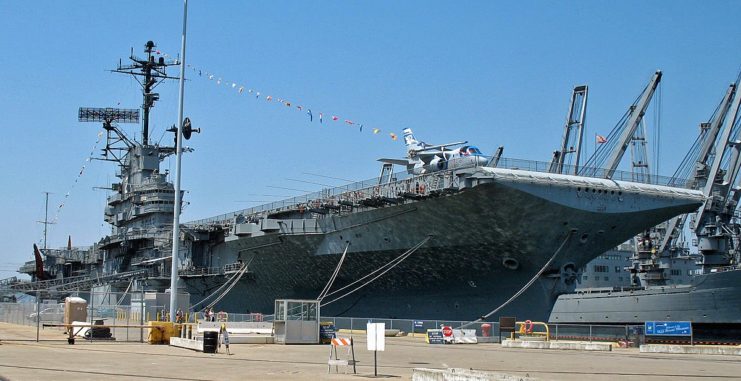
416;150;447;156
377;158;411;166
410;141;467;153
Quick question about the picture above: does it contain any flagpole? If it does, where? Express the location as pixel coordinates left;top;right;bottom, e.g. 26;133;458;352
594;133;597;157
170;0;188;323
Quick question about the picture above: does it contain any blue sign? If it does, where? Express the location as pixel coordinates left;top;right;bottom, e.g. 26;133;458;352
413;320;424;329
319;324;336;341
427;329;445;344
644;321;692;336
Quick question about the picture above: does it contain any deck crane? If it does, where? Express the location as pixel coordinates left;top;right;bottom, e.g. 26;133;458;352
550;85;588;175
628;74;741;288
692;78;741;270
657;83;739;254
580;71;662;179
603;71;662;179
627;81;739;286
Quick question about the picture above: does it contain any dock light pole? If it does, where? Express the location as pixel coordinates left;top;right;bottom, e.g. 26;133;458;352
169;0;188;323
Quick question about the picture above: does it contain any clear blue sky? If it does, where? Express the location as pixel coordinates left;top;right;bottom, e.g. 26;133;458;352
1;1;739;279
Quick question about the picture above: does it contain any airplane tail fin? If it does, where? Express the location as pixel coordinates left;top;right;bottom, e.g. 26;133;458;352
403;128;424;151
33;244;47;281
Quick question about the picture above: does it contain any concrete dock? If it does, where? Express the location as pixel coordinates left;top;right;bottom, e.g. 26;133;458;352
1;323;740;380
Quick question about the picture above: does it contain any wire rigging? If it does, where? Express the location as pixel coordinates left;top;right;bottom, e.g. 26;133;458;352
320;235;432;307
317;243;350;301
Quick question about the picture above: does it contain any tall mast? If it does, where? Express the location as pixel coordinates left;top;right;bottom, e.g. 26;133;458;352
43;192;48;251
111;41;180;146
141;42;155;145
37;192;54;252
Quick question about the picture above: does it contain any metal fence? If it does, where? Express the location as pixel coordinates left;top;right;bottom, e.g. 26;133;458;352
0;291;171;342
1;300;644;344
322;317;643;344
325;316;499;337
549;323;644;344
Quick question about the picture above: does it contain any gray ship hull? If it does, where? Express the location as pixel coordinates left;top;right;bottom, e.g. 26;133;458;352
183;169;703;321
549;269;741;325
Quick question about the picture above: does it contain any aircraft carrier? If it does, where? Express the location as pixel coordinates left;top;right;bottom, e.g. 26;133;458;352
550;74;741;330
6;42;706;322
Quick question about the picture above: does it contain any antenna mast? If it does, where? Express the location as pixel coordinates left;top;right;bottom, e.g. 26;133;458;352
111;41;180;145
37;192;55;252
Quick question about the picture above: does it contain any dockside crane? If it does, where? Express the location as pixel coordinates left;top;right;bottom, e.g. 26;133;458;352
580;71;662;179
658;82;739;255
628;75;741;286
550;85;588;175
692;78;741;270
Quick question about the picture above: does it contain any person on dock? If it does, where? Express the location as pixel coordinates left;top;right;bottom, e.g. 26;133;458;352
220;324;231;355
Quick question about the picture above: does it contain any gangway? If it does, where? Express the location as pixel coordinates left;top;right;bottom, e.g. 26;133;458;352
10;269;149;292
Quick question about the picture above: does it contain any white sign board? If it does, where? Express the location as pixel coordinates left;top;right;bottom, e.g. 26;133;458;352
367;323;385;351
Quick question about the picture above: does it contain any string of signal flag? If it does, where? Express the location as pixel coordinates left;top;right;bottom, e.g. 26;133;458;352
36;130;106;248
153;51;613;146
154;50;400;142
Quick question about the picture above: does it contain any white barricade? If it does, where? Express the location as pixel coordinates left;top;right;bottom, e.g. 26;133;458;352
328;337;356;374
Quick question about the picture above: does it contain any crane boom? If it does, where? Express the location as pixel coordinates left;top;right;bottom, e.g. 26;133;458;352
695;87;741;228
552;85;588;174
604;71;662;179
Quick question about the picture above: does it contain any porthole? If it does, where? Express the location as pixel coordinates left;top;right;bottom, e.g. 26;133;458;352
502;257;520;270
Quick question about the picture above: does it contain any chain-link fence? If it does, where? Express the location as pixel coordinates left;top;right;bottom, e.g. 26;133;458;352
1;298;643;344
324;316;499;337
0;302;61;326
0;290;171;342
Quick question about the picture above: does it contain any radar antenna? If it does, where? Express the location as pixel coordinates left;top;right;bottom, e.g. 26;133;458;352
78;107;140;165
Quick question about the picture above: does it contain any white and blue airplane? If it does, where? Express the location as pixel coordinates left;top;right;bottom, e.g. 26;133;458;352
379;128;489;174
